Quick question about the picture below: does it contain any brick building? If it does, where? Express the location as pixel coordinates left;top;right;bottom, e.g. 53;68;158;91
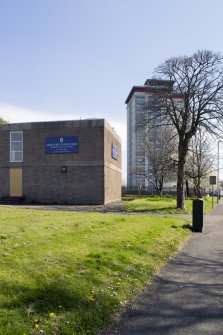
0;119;121;204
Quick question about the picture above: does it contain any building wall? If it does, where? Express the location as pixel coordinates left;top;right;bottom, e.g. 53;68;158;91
0;119;121;204
22;166;104;204
135;95;146;187
0;129;10;196
126;80;179;193
127;93;147;190
104;121;122;204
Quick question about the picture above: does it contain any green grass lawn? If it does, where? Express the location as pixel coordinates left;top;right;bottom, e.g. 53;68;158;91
122;195;217;214
0;207;191;335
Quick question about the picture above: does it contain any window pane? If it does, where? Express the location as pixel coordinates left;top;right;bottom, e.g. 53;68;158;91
11;151;22;162
15;151;23;161
11;132;22;141
11;142;22;151
10;151;16;162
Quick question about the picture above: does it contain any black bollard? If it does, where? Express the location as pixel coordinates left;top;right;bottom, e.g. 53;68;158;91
192;199;204;232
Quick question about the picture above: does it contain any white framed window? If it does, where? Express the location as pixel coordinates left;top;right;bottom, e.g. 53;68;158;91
10;131;23;162
112;143;118;160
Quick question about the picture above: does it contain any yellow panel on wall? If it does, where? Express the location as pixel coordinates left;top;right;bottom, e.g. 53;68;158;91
10;168;22;197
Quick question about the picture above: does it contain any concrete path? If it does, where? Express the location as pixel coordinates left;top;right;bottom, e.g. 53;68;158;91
101;203;223;335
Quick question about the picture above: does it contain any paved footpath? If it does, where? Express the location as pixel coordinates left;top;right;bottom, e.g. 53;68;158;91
102;203;223;335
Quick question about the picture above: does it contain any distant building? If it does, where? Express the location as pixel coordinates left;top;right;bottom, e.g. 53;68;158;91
125;79;174;192
0;119;121;204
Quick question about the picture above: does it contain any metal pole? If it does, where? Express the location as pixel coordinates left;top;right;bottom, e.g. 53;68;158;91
217;141;220;203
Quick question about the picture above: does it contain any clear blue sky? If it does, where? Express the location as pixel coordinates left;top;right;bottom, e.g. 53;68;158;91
0;0;223;181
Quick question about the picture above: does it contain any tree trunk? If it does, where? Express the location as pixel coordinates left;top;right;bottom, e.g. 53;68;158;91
197;187;202;198
185;179;190;197
194;185;197;196
154;179;163;196
177;139;188;209
156;189;162;196
158;178;163;197
197;177;202;198
177;158;185;209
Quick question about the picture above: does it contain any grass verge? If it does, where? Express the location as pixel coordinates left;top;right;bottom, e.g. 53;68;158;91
122;195;217;214
0;207;191;335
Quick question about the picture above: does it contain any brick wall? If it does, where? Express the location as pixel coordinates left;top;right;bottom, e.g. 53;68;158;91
104;121;122;204
23;166;104;204
0;129;10;196
0;119;122;204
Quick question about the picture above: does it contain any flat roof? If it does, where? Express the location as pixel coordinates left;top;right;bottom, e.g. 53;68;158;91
125;85;172;104
0;118;106;130
0;118;122;142
125;78;175;104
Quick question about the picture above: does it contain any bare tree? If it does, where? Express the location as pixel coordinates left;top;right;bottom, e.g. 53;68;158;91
145;50;223;209
132;126;177;196
185;129;215;198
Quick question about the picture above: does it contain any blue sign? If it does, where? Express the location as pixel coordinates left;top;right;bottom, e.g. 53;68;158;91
112;143;118;160
45;136;78;154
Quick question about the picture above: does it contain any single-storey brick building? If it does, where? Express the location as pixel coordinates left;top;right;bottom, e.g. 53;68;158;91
0;119;121;204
